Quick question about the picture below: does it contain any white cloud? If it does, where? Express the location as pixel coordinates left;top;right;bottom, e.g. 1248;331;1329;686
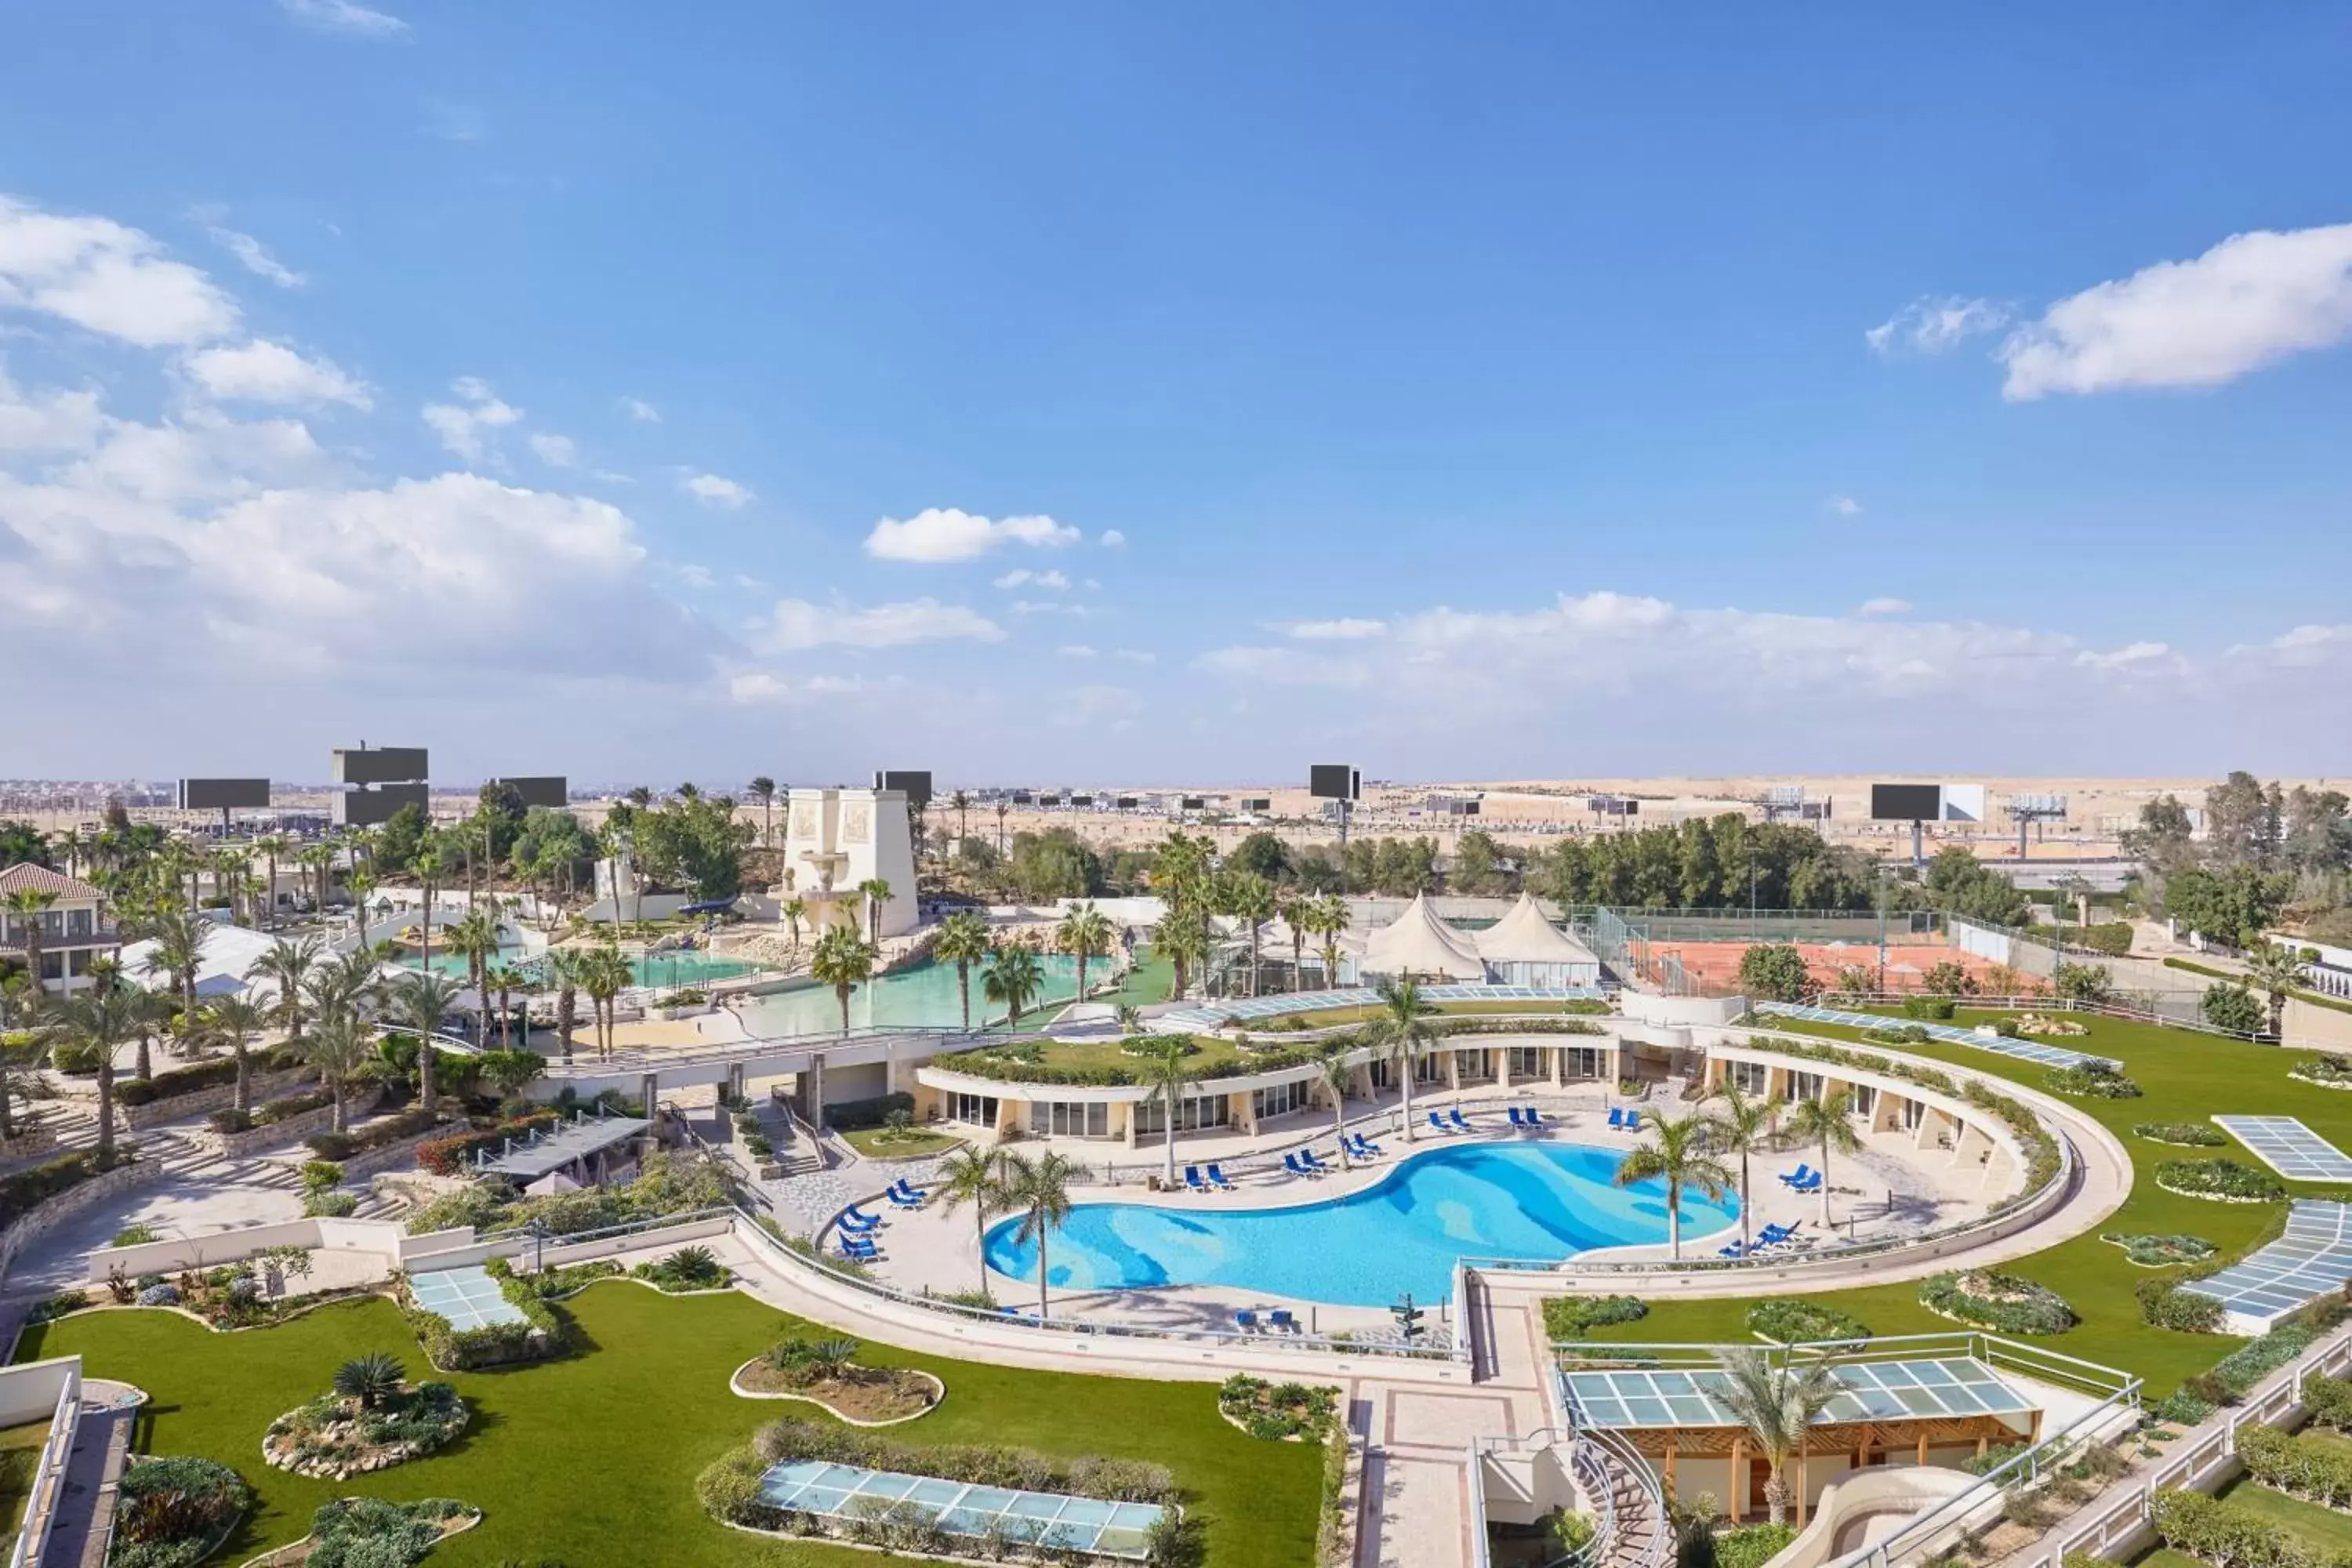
1828;495;1862;517
1099;529;1127;548
756;597;1004;652
620;397;661;423
278;0;409;37
421;377;521;462
1999;223;2352;399
181;340;371;409
1289;617;1387;641
864;506;1081;562
2227;624;2352;671
681;471;752;509
2075;641;2179;673
1855;597;1911;617
0;194;240;347
993;568;1070;590
1055;644;1098;659
1865;296;2007;358
1010;599;1094;617
0;364;104;453
205;227;303;289
528;433;578;467
1114;648;1156;664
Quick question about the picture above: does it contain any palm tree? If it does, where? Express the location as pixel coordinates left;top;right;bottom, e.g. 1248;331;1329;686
1142;1038;1195;1186
935;910;993;1033
810;927;875;1035
1708;1083;1784;1257
748;777;777;848
390;971;463;1113
202;993;269;1113
4;890;56;997
302;949;382;1040
1319;1052;1352;1169
346;868;376;949
1712;1348;1842;1525
1278;891;1312;993
982;940;1046;1029
445;909;502;1047
485;965;524;1047
2245;941;2311;1039
1784;1092;1860;1228
1115;1004;1143;1036
1151;904;1208;1001
302;1011;374;1133
1613;1110;1734;1261
410;847;444;972
932;1145;1012;1299
1055;902;1114;1003
579;943;629;1060
543;947;584;1064
856;878;892;946
782;898;808;954
248;935;322;1041
994;799;1009;855
1360;974;1438;1142
1000;1149;1079;1319
256;833;290;928
1221;871;1276;996
949;790;971;853
53;977;136;1160
140;902;208;1058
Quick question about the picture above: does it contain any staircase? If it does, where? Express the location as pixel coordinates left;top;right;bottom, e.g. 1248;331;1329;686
1578;1429;1671;1568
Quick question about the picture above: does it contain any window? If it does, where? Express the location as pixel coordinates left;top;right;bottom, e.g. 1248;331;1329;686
1851;1085;1877;1118
1563;1047;1605;1080
1039;1101;1111;1138
68;949;92;976
65;908;93;939
38;953;63;980
1788;1070;1824;1103
1414;1054;1444;1085
947;1091;998;1128
1508;1047;1544;1078
1727;1061;1769;1096
1453;1049;1494;1083
1252;1080;1309;1120
1901;1098;1926;1131
1134;1093;1232;1135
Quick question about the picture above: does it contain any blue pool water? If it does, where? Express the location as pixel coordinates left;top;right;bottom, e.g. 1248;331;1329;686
982;1142;1740;1306
738;953;1087;1037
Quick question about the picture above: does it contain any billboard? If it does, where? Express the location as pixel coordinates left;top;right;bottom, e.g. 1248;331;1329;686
1115;797;1138;809
1309;764;1361;801
178;778;270;811
1870;783;1987;822
335;782;428;826
1180;796;1206;811
1071;794;1095;807
874;770;933;809
1240;797;1271;812
492;776;568;809
1011;790;1033;804
332;746;428;786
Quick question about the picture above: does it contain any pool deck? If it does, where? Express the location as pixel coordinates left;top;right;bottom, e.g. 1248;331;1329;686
840;1081;2011;1334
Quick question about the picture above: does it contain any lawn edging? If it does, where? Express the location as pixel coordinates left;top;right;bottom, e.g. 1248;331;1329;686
726;1358;945;1425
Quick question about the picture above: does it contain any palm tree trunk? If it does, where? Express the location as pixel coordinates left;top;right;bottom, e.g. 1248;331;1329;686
96;1054;116;1161
1739;1152;1751;1253
1165;1102;1178;1185
421;1041;437;1116
837;986;851;1034
234;1040;252;1113
331;1076;348;1133
136;1023;151;1082
1333;1094;1348;1170
557;986;575;1064
1076;951;1089;1001
1036;1228;1050;1319
957;963;971;1032
1249;926;1261;996
975;1208;989;1296
1668;1191;1682;1260
1818;1138;1833;1227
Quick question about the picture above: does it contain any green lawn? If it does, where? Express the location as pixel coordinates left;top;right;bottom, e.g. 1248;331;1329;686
837;1127;965;1160
1577;1008;2352;1395
0;1421;48;1537
18;1284;1319;1566
1092;951;1175;1009
2216;1474;2352;1551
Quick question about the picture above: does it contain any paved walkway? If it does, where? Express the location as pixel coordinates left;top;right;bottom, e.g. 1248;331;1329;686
42;1398;134;1568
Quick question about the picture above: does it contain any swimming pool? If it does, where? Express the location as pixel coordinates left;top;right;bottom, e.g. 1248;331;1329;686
982;1141;1739;1306
398;946;771;989
735;953;1087;1037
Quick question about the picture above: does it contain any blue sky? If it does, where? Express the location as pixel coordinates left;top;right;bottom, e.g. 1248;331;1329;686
3;2;2349;785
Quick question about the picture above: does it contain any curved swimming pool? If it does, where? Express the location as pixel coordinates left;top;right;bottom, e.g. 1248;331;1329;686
982;1141;1740;1307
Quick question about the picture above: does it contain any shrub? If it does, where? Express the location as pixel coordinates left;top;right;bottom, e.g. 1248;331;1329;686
206;1108;252;1134
633;1244;728;1292
2202;981;2267;1035
1218;1375;1340;1442
1542;1295;1647;1340
1918;1270;2077;1335
303;1132;358;1160
2290;1054;2352;1089
2150;1489;2317;1568
2148;1388;2215;1425
2103;1232;2219;1267
112;1454;252;1568
333;1352;408;1409
256;1087;336;1125
2212;1323;2315;1396
401;1269;564;1370
304;1106;442;1163
306;1496;474;1568
111;1223;159;1247
2044;1062;2142;1099
1746;1300;1870;1344
2154;1158;2286;1203
1737;944;1813;1003
1717;1524;1796;1568
111;1056;248;1106
2237;1424;2352;1510
304;1191;358;1218
416;1111;561;1177
0;1148;136;1226
2133;1123;2227;1147
1900;995;1956;1022
2079;923;2134;957
2052;962;2113;1004
822;1091;916;1131
2305;1371;2352;1430
2134;1277;2226;1334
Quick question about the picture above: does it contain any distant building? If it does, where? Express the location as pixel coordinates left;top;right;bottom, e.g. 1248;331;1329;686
0;863;115;996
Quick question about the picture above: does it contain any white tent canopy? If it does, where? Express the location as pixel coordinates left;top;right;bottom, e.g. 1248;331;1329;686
1472;894;1603;986
118;922;281;1002
1359;893;1487;982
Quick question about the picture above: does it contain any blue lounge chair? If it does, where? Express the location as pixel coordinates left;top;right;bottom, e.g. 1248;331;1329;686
1507;1107;1527;1127
1778;1164;1817;1188
1354;1134;1383;1156
1606;1106;1626;1129
1623;1111;1643;1133
1184;1166;1207;1192
840;1238;878;1260
1300;1149;1330;1173
1449;1107;1473;1131
1282;1152;1308;1176
1523;1106;1546;1127
895;1178;928;1200
1269;1308;1297;1331
1789;1173;1823;1193
1206;1163;1236;1189
1428;1112;1451;1135
839;1207;882;1231
1233;1310;1258;1331
886;1186;922;1208
1719;1240;1749;1259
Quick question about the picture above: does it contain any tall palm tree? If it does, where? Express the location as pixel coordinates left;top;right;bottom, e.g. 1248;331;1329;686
949;790;971;853
1712;1348;1842;1526
1319;1052;1352;1170
1151;904;1208;1002
543;947;584;1064
810;927;876;1036
1278;891;1312;993
3;889;56;996
982;940;1046;1029
1142;1038;1195;1186
346;868;376;949
935;910;993;1032
1001;1149;1079;1319
445;909;502;1047
1784;1092;1860;1228
53;976;136;1160
932;1145;1012;1299
410;847;444;972
1054;902;1114;1003
140;902;208;1059
1613;1110;1735;1261
856;877;892;946
248;935;322;1041
1221;871;1276;996
299;842;336;918
1315;894;1349;993
782;898;808;954
302;1011;375;1133
202;993;269;1113
485;965;524;1047
1360;974;1438;1142
748;777;777;848
256;833;291;928
207;847;245;924
994;799;1009;855
579;943;630;1061
390;971;463;1113
1708;1082;1784;1257
2245;941;2311;1040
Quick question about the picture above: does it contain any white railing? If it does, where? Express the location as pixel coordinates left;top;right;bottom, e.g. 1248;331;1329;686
8;1372;82;1568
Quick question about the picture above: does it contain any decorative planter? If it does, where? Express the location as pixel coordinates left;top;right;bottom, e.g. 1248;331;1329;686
727;1359;944;1426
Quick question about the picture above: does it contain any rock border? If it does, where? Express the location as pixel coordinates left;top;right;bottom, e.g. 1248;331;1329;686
727;1359;944;1426
234;1502;481;1568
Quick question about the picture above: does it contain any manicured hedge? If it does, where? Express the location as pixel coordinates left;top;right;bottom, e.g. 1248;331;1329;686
2238;1424;2352;1509
1747;1300;1871;1344
113;1057;240;1106
2151;1489;2320;1568
305;1107;444;1162
0;1149;136;1226
1918;1270;2076;1335
822;1091;916;1131
1541;1295;1647;1341
2155;1159;2287;1203
2133;1123;2228;1147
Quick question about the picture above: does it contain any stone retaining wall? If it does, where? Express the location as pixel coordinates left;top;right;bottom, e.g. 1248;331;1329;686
209;1101;343;1161
336;1123;460;1179
0;1159;169;1288
122;1065;313;1131
0;1126;60;1167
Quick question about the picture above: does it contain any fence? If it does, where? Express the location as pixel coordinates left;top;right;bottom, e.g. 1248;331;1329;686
5;1361;82;1568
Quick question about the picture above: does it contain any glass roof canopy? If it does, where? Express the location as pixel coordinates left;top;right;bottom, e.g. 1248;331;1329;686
757;1461;1165;1560
1560;1357;2038;1433
2183;1200;2352;1328
1752;1002;2118;1071
2213;1117;2352;1182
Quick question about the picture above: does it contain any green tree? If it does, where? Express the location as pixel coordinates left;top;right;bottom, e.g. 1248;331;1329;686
1612;1110;1733;1260
1225;832;1291;884
931;1145;1014;1299
579;943;632;1059
1219;871;1277;996
2201;980;2265;1036
855;878;892;946
1054;902;1114;1003
1361;974;1438;1142
1319;1052;1353;1171
2245;941;2311;1039
1142;1038;1196;1186
747;776;777;848
810;927;876;1034
389;970;463;1114
54;974;134;1159
1706;1082;1783;1257
1737;943;1813;1003
136;901;209;1058
1784;1091;1860;1228
201;993;269;1114
2051;960;2113;1005
935;910;991;1031
982;940;1047;1028
1000;1149;1080;1319
1711;1348;1842;1525
302;1012;375;1133
3;889;57;996
543;946;585;1065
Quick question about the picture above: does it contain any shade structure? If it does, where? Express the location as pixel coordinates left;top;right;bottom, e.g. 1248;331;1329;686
1472;894;1603;985
1359;894;1486;982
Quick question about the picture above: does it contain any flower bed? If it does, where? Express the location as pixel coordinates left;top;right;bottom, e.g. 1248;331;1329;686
2135;1277;2227;1334
2155;1158;2287;1203
630;1243;730;1293
1917;1270;2077;1335
415;1110;561;1176
2102;1232;2220;1267
2134;1123;2229;1147
2044;1062;2143;1099
263;1363;468;1479
253;1497;481;1568
2291;1055;2352;1091
1541;1295;1647;1341
303;1107;445;1163
1218;1376;1339;1443
111;1454;252;1568
733;1335;942;1424
1746;1300;1871;1344
2011;1013;2089;1036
